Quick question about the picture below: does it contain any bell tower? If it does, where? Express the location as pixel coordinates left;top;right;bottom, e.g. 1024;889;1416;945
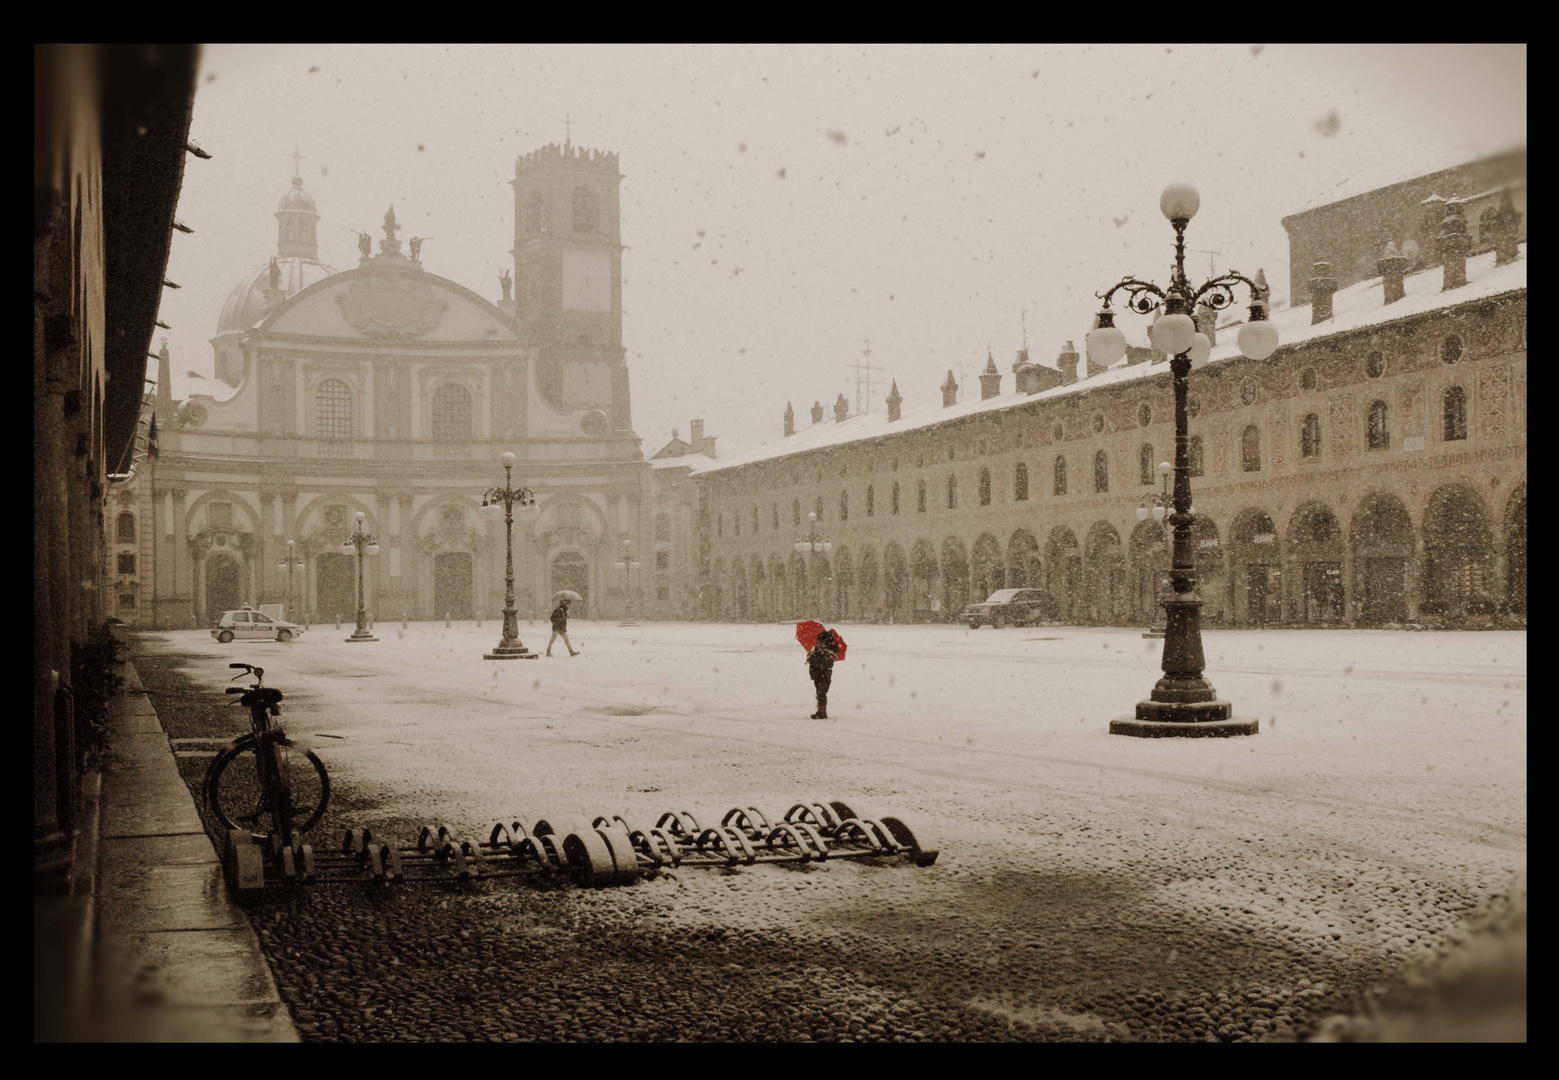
511;142;632;434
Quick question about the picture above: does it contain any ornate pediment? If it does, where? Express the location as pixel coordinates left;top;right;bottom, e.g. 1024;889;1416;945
335;273;449;339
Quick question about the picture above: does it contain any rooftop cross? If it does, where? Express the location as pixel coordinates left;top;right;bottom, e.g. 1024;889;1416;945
289;147;304;177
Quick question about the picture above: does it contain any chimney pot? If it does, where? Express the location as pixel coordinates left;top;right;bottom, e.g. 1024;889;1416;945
1057;341;1080;385
978;351;1002;400
833;394;849;422
941;370;958;408
1377;244;1409;305
783;401;795;437
1438;200;1471;290
810;400;824;425
1308;260;1338;324
886;380;903;422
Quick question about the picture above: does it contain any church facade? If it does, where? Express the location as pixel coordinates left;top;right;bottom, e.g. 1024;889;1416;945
138;143;653;627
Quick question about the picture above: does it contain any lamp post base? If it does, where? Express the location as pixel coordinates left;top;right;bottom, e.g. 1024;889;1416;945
484;640;538;660
1111;713;1259;738
346;628;379;643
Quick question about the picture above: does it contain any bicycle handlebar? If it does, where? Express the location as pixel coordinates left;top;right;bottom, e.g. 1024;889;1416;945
229;663;251;670
225;687;246;694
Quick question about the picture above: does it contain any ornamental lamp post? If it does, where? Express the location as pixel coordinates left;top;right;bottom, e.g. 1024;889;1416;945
481;451;541;659
615;539;642;626
1136;461;1179;639
793;511;833;617
277;539;305;622
342;511;380;642
1090;182;1278;738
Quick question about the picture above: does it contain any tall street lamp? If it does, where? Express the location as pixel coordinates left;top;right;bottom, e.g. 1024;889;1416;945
1089;182;1278;738
793;511;832;616
341;511;380;643
481;451;540;659
277;539;305;622
615;539;641;626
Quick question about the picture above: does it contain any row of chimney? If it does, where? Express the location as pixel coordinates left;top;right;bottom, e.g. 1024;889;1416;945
778;188;1525;437
1309;188;1522;325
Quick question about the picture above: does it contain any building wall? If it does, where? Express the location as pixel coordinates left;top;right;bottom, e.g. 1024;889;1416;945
692;296;1526;630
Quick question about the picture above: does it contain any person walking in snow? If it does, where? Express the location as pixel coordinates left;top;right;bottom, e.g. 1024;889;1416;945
546;598;579;657
806;629;840;718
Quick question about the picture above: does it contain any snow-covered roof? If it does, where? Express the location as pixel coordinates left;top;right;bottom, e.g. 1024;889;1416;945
1287;147;1483;216
692;244;1526;478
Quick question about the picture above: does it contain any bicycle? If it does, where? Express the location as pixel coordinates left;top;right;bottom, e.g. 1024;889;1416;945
203;662;330;843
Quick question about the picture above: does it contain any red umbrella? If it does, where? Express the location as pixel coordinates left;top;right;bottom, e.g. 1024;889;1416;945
795;620;847;661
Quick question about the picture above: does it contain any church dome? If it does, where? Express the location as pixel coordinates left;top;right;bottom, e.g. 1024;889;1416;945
216;255;338;334
277;175;317;213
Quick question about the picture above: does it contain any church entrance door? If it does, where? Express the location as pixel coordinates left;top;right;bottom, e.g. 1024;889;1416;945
434;552;474;620
206;554;242;624
551;551;589;617
316;553;355;624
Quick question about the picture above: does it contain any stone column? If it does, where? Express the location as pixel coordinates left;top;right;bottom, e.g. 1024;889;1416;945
1406;535;1425;621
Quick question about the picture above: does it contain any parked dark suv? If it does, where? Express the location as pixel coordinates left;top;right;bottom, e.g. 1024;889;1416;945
961;588;1060;629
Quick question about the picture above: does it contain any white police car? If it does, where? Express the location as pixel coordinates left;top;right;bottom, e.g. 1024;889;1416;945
211;606;303;644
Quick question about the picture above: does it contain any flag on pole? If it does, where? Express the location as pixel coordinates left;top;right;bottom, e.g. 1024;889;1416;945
147;414;160;461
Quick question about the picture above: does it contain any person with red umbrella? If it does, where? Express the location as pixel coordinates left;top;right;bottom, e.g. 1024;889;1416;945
796;620;847;719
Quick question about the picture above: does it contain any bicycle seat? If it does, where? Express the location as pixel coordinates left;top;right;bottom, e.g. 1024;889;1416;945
241;687;285;708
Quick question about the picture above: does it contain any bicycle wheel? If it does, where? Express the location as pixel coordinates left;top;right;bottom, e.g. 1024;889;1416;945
204;735;330;836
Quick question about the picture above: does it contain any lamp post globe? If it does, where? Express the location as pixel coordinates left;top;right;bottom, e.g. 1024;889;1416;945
1160;182;1200;222
1086;324;1128;367
1238;318;1281;361
1188;332;1212;368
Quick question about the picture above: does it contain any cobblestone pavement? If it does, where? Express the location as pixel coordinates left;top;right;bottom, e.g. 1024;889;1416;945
134;623;1526;1042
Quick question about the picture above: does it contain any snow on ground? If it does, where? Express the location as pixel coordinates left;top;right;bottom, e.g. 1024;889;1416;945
140;621;1526;1038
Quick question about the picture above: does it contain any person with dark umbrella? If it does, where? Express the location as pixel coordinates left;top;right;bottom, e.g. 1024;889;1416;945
805;628;841;718
546;597;579;657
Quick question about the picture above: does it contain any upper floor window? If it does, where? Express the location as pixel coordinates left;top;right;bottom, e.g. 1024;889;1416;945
1300;367;1318;392
1442;334;1463;365
814;495;824;519
1054;456;1067;496
839;490;849;521
1368;400;1390;449
1443;386;1467;441
1014;462;1029;501
1301;413;1322;459
654;513;671;542
866;485;875;517
316;378;352;441
656;551;670;572
1241;425;1262;472
716;514;722;538
751;506;760;533
1094;450;1109;493
978;468;992;506
1188;436;1205;477
947;474;958;509
772;504;779;530
572;186;600;233
1137;403;1152;427
117;553;136;575
917;479;927;513
1139;444;1155;486
792;500;801;526
1366;351;1385;378
891;482;900;515
431;383;472;443
116;512;136;543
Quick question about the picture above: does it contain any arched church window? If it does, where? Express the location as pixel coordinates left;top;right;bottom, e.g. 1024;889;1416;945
117;512;136;543
572;187;600;233
316;379;352;442
432;383;472;443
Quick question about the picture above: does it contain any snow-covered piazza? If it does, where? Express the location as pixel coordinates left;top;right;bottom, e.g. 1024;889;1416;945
137;620;1525;1041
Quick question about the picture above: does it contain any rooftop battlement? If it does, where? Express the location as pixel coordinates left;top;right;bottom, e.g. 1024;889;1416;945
516;142;620;176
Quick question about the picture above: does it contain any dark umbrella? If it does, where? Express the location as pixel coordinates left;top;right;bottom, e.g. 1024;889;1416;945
795;620;847;661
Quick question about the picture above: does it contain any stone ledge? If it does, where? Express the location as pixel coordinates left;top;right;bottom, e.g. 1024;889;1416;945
1110;716;1260;738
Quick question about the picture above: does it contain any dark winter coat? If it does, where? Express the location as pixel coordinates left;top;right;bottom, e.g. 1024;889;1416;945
550;604;569;631
806;633;839;682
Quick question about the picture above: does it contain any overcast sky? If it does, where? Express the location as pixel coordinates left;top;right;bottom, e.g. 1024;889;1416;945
157;44;1525;454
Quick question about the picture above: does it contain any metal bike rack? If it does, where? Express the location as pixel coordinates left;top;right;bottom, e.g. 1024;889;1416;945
221;799;937;901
